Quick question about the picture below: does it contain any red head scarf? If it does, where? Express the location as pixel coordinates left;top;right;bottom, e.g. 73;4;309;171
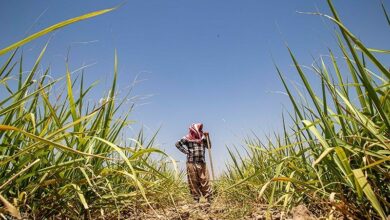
184;123;204;143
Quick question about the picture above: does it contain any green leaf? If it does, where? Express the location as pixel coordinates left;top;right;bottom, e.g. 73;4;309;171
0;7;116;56
352;169;386;219
312;147;334;167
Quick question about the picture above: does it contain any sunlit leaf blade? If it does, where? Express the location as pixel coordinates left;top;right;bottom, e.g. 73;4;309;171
0;7;116;56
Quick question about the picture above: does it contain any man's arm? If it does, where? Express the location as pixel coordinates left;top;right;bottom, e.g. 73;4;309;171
175;138;189;154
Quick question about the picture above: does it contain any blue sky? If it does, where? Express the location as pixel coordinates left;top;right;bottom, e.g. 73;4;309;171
1;0;389;174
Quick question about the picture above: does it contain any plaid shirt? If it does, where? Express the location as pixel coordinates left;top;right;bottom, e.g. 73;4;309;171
176;137;209;163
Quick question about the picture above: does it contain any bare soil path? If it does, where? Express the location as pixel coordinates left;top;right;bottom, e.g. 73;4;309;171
117;199;331;220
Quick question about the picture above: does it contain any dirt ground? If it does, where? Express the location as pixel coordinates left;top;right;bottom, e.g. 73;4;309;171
118;199;343;220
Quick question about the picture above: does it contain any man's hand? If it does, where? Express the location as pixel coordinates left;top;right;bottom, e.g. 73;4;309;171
204;132;209;137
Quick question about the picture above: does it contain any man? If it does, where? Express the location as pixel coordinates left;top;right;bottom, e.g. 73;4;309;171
175;123;212;203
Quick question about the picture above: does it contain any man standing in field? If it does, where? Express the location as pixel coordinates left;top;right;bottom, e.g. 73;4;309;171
175;123;213;203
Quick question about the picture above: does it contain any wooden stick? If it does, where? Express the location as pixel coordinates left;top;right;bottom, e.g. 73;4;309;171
205;134;215;181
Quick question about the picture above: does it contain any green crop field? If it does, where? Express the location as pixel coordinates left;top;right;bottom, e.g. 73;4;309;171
0;0;389;219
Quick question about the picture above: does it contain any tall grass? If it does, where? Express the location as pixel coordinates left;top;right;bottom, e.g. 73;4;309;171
0;8;182;219
222;1;389;219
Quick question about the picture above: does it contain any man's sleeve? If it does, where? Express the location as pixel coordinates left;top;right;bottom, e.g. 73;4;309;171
175;138;189;154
